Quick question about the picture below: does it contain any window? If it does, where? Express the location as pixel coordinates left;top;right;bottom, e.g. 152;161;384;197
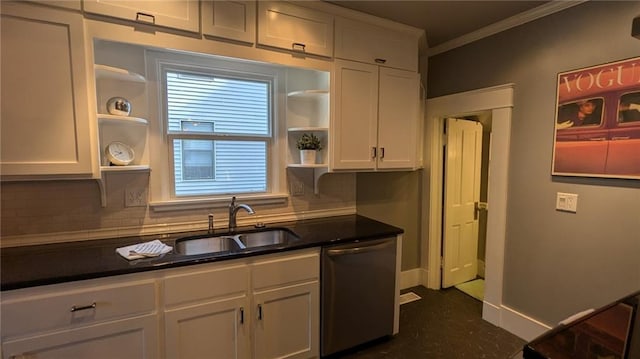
619;92;640;123
164;68;272;197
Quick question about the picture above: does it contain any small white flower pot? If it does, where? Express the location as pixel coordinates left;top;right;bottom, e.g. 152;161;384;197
300;150;317;165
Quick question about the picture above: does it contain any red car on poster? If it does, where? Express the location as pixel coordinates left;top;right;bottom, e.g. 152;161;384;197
552;57;640;179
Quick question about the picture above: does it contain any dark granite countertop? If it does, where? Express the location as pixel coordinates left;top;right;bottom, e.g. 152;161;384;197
1;214;403;291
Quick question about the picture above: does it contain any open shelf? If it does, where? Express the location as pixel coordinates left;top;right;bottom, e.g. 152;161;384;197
98;114;148;125
287;163;327;168
100;165;150;172
288;127;328;132
287;89;329;98
95;64;146;83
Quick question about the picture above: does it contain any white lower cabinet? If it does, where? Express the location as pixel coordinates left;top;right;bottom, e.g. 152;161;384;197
1;276;159;359
251;251;320;359
253;282;319;359
162;249;320;359
2;315;158;359
1;249;319;359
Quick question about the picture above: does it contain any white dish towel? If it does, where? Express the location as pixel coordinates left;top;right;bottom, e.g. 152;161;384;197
116;239;173;260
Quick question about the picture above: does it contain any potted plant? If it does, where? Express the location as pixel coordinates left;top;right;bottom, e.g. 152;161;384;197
296;133;322;165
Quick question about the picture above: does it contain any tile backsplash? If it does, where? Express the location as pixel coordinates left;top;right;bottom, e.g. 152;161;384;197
1;171;355;245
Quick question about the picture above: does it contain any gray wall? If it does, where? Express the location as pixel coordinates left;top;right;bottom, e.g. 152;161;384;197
428;1;640;325
356;171;422;271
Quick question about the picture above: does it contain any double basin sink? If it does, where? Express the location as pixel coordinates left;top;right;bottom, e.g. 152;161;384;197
175;228;299;256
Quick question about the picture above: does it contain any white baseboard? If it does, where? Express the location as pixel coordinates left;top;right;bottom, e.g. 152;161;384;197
400;268;428;290
498;305;552;341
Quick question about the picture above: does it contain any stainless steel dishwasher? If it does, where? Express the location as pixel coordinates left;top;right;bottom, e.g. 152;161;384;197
321;237;397;357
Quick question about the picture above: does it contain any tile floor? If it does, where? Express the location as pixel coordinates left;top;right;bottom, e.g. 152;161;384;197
334;286;526;359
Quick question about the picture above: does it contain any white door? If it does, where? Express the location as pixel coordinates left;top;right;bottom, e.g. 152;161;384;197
442;118;483;288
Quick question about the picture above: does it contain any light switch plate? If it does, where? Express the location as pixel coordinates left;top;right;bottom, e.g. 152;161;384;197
556;192;578;213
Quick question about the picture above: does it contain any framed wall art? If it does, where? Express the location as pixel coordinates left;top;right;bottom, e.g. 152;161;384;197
552;57;640;179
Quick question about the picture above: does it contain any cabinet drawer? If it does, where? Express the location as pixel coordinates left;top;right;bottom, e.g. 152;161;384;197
164;262;249;307
83;0;200;33
335;17;418;71
257;1;333;57
1;279;156;338
251;250;319;290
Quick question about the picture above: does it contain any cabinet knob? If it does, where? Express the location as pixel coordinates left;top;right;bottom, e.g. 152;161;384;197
374;58;387;64
292;42;306;52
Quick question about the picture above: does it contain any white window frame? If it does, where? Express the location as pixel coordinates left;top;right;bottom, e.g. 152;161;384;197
146;50;288;211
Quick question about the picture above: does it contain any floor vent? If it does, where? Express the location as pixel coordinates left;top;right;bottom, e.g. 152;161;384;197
399;291;422;305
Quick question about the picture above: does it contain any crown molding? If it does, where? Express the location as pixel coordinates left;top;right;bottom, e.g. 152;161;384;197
427;1;587;57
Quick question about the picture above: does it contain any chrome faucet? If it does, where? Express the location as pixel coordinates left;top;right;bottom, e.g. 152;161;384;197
228;196;255;232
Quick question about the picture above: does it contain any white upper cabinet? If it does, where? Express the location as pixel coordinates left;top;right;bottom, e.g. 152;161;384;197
257;1;333;58
377;67;420;169
0;2;94;178
202;0;256;44
332;61;379;170
334;17;418;72
83;0;200;33
332;60;420;171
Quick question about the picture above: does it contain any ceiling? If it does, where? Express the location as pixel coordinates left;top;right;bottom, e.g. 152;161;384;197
326;1;549;48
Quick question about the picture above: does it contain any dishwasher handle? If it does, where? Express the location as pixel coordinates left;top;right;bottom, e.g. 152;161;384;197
326;240;393;256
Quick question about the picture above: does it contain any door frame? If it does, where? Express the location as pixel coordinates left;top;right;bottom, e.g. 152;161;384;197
423;84;513;327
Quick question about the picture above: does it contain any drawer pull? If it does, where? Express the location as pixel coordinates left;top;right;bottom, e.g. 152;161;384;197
240;307;244;324
136;12;155;25
380;147;385;159
374;58;387;64
70;302;96;312
372;147;377;159
257;304;263;320
292;42;306;52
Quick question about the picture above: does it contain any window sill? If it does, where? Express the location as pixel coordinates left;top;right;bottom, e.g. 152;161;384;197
149;193;289;212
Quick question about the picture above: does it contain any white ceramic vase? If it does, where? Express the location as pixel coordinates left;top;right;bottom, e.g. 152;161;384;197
300;150;317;165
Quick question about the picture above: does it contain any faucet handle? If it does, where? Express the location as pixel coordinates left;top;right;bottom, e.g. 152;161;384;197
230;196;237;208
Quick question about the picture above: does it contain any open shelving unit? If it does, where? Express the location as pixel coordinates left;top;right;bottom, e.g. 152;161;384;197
93;42;151;206
286;70;330;194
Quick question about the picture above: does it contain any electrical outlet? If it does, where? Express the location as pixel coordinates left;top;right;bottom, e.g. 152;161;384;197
291;181;304;196
125;186;148;207
556;192;578;213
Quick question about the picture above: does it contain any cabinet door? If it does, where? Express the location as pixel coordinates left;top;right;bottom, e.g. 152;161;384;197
83;0;199;33
332;60;379;170
335;17;418;71
2;314;158;359
257;1;333;57
202;0;255;44
253;282;319;359
378;67;420;169
164;297;250;359
0;3;93;177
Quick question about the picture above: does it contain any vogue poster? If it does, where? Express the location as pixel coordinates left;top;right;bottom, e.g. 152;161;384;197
552;57;640;179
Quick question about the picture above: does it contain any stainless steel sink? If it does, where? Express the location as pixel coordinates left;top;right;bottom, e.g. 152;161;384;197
236;229;298;248
175;228;299;255
175;235;243;255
